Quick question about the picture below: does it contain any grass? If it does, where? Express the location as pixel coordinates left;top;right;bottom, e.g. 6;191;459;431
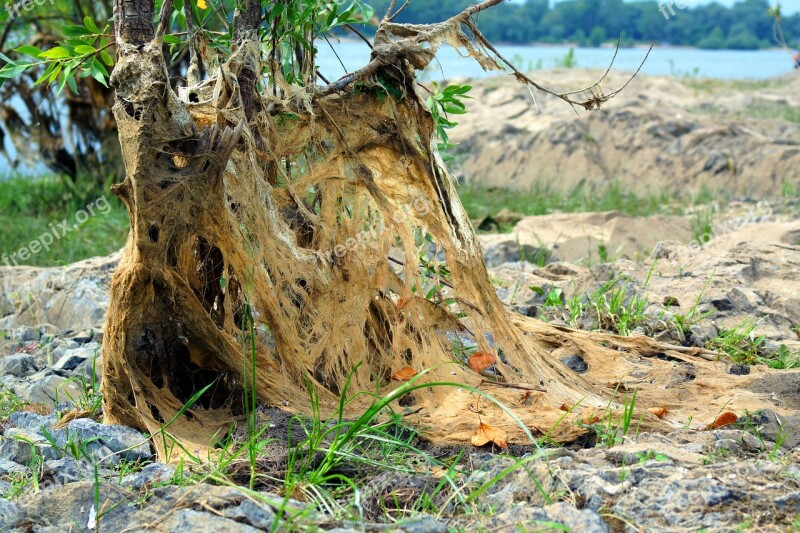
0;175;128;266
706;319;800;369
458;181;678;232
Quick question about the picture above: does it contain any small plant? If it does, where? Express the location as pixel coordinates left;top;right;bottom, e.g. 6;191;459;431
59;349;103;416
587;265;654;336
0;385;26;419
593;387;640;448
554;48;577;69
426;82;473;161
706;318;766;365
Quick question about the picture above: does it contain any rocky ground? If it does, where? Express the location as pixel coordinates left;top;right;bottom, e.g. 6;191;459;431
450;69;800;198
1;198;799;531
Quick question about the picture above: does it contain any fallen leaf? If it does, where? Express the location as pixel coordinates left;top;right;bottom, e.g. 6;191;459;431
391;367;417;381
648;406;669;419
468;351;497;373
707;411;738;430
608;381;629;392
431;466;445;478
471;422;508;449
559;403;571;412
582;408;600;425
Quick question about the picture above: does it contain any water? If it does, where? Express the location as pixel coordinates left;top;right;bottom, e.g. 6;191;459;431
316;41;797;82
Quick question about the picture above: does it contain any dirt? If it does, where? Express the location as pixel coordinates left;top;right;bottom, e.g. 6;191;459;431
449;69;800;197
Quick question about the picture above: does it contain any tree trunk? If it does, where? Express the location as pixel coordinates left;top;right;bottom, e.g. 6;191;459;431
102;0;784;458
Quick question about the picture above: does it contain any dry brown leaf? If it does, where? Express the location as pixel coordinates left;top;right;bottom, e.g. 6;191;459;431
707;411;738;429
648;406;669;419
468;351;497;373
471;422;509;449
582;408;601;425
559;403;571;412
608;381;629;392
391;367;417;381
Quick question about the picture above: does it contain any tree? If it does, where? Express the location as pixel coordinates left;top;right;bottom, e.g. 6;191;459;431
10;0;779;457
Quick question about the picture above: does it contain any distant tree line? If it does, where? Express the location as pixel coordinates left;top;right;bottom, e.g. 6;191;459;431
366;0;800;50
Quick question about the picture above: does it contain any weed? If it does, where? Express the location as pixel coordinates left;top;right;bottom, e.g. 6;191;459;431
593;387;640;448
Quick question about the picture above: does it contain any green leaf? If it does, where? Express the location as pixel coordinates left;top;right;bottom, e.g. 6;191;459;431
74;45;96;55
15;45;42;58
84;16;100;33
40;47;71;60
63;25;93;37
0;63;28;78
163;34;181;44
100;49;115;67
66;74;78;94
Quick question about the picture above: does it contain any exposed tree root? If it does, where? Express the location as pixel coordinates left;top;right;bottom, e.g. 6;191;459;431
102;0;793;459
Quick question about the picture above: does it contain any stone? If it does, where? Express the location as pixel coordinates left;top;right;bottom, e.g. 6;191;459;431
47;418;151;464
12;326;40;343
561;354;588;373
121;462;176;490
53;343;100;372
0;353;37;377
167;509;260;533
223;499;278;530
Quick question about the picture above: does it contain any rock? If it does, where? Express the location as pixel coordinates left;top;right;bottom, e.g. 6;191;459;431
746;409;800;450
47;418;151;464
23;373;83;407
12;326;40;343
560;354;589;374
728;364;750;375
53;342;100;372
0;353;37;377
223;499;278;530
0;499;23;530
482;240;551;268
0;431;61;463
7;411;58;432
168;509;261;533
121;462;176;490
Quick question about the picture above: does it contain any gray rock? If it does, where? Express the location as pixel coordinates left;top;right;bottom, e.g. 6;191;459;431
168;509;261;533
0;458;27;476
223;499;278;530
0;499;23;530
7;411;58;433
12;326;40;343
561;354;588;373
23;373;83;407
0;353;37;377
122;462;176;490
53;343;100;372
0;431;61;463
47;418;151;464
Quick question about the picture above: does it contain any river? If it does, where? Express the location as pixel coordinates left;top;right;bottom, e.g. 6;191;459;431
316;42;797;81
